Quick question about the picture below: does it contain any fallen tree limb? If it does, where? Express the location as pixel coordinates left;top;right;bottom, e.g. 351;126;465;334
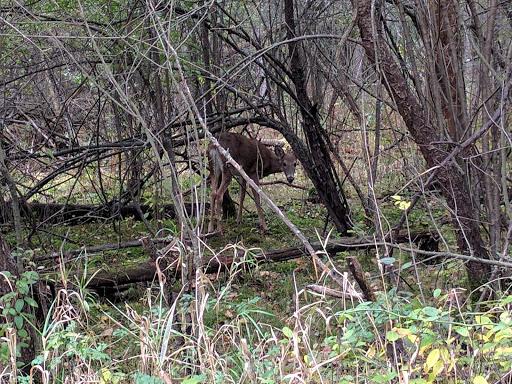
55;230;438;295
39;230;436;262
37;237;173;261
306;284;363;300
1;202;201;225
347;256;376;301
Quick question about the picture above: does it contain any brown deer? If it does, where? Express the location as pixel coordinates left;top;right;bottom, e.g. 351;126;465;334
208;132;297;232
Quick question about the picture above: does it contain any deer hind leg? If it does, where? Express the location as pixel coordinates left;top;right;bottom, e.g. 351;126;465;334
213;168;232;232
251;179;268;231
237;178;247;224
208;168;219;233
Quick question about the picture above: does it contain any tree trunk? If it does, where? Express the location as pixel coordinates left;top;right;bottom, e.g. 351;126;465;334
354;0;491;289
283;0;351;235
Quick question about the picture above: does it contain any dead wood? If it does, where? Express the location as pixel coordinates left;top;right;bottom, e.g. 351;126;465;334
36;237;173;261
58;230;437;295
346;256;376;301
1;202;198;225
306;284;363;300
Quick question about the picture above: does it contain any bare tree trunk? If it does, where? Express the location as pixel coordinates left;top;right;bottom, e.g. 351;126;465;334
468;0;502;254
200;15;236;218
354;0;492;289
283;0;351;235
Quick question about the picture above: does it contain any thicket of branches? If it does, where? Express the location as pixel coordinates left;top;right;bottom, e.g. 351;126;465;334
2;0;511;285
1;0;512;381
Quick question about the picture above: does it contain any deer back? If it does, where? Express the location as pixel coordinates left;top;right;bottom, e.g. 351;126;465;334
211;132;297;182
212;133;272;176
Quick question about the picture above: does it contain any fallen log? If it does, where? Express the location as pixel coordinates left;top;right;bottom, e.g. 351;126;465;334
37;237;173;261
1;202;199;225
59;230;437;295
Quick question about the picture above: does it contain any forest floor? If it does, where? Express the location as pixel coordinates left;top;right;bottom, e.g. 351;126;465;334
3;170;507;384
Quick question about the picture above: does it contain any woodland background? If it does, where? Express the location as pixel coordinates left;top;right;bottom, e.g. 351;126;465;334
0;0;511;383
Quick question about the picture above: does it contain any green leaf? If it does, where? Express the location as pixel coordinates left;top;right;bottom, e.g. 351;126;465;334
400;261;412;270
372;371;398;382
25;271;39;280
386;330;399;342
454;326;469;337
132;373;164;384
17;284;29;295
182;375;205;384
18;329;28;339
473;376;488;384
433;288;441;298
481;342;497;352
422;307;439;317
24;297;38;308
15;299;24;313
341;328;355;341
475;315;492;325
14;315;23;330
419;334;434;350
282;327;293;338
1;342;9;359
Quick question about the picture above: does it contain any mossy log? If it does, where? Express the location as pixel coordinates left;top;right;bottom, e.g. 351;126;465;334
59;230;438;295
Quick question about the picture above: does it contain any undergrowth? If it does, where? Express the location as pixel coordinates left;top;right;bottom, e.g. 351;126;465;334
0;186;508;383
2;240;512;383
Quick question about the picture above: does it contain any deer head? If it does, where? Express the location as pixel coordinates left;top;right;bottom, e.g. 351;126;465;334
273;145;297;184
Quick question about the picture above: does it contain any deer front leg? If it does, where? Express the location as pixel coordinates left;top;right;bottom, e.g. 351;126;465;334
237;178;246;224
208;198;215;233
251;181;268;231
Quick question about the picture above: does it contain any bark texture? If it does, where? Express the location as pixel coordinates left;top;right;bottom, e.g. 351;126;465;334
354;0;491;288
283;0;351;235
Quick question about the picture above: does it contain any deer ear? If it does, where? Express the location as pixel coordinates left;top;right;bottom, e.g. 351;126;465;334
274;145;285;158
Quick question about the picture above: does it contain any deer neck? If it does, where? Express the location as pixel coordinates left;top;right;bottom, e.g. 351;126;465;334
264;153;282;177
